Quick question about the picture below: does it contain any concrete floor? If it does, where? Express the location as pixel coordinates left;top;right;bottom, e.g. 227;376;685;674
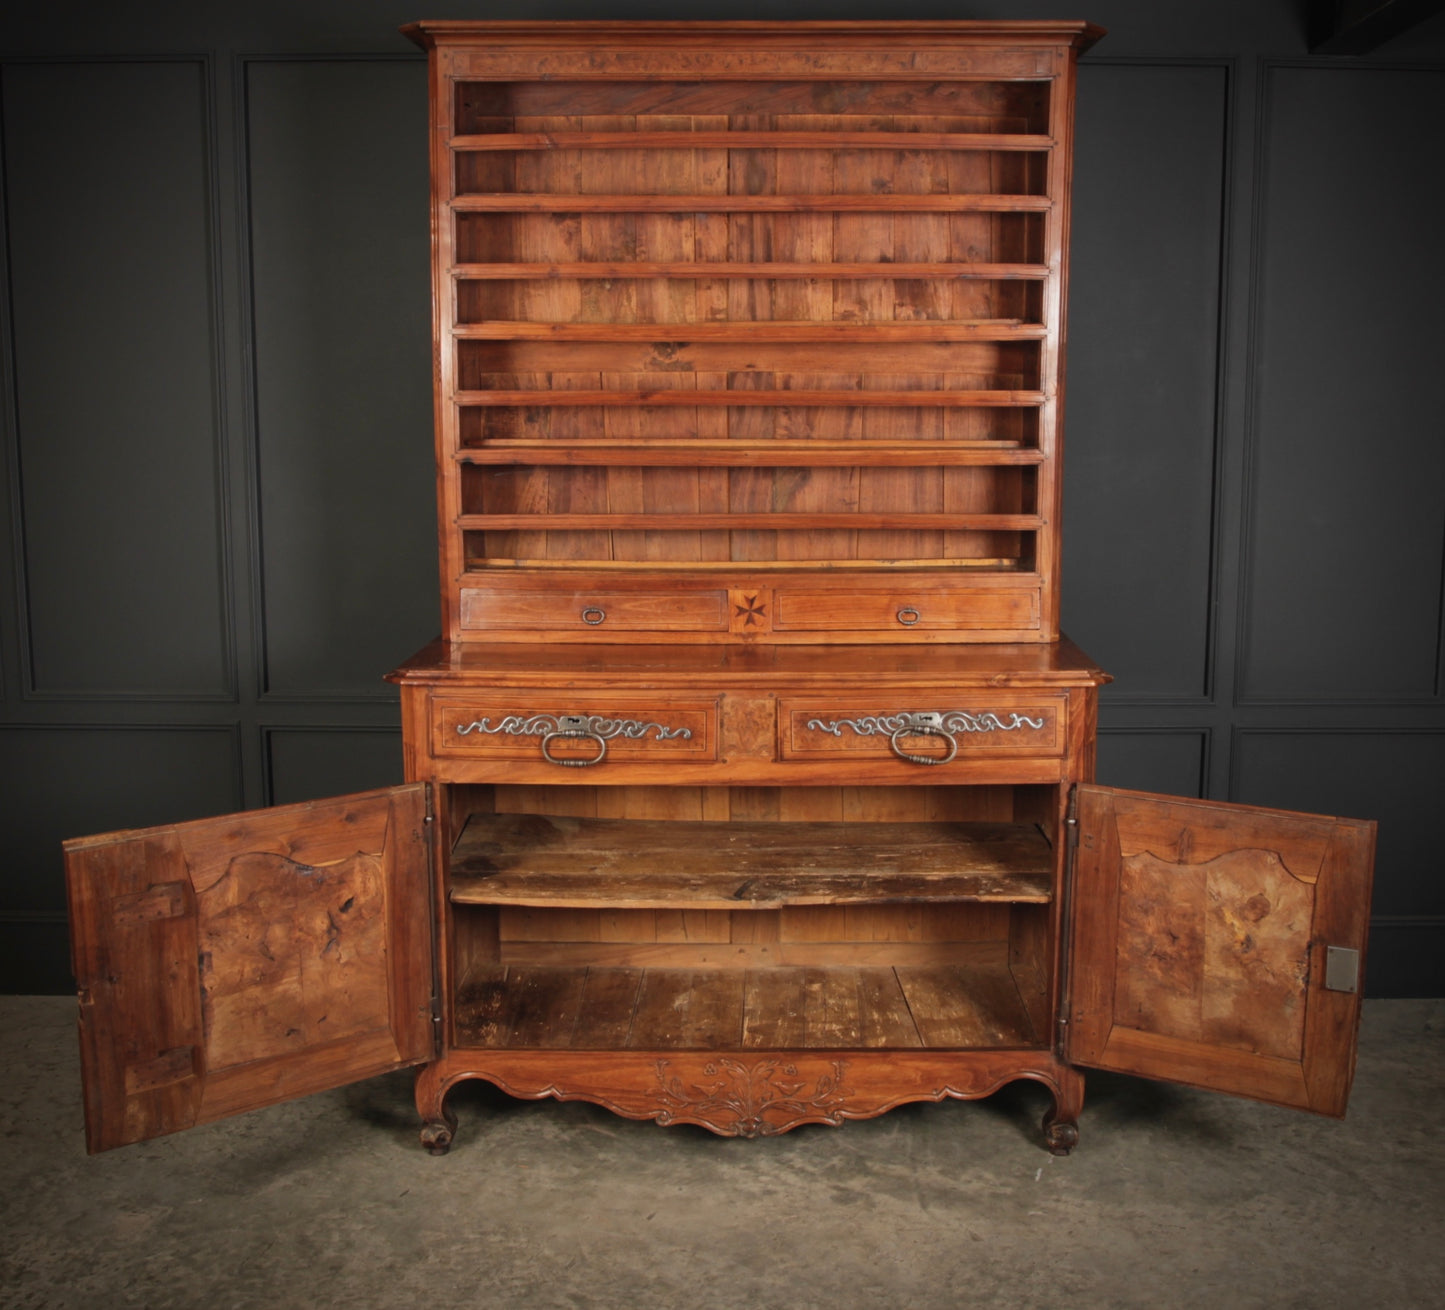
2;997;1442;1310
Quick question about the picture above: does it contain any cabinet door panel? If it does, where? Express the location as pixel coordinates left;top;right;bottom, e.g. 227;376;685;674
1066;784;1374;1116
64;785;435;1152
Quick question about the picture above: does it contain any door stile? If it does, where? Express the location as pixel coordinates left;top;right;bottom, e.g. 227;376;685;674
422;782;445;1060
1054;783;1081;1058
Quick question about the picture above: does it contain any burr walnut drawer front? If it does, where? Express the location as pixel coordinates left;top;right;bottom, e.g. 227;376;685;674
780;695;1065;764
771;587;1040;635
459;589;729;634
431;694;719;768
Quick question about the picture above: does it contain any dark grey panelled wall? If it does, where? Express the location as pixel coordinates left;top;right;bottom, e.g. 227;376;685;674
1;2;1442;995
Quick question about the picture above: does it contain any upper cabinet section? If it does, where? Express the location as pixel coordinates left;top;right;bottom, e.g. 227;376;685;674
405;22;1103;644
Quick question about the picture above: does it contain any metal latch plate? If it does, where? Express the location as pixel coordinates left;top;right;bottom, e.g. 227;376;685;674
1324;945;1360;994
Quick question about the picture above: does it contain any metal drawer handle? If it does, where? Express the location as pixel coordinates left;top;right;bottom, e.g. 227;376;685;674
580;606;606;625
541;720;607;767
890;716;957;766
897;606;921;626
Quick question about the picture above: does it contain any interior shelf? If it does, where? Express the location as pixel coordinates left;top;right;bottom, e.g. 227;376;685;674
451;320;1047;342
449;814;1053;909
452;389;1047;407
450;193;1054;212
450;262;1052;281
450;130;1055;152
453;953;1040;1051
455;443;1045;467
461;557;1029;573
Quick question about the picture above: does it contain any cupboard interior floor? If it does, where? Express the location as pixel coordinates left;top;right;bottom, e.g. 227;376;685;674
452;945;1039;1052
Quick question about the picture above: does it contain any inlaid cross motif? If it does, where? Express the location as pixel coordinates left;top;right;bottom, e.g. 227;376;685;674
734;593;768;627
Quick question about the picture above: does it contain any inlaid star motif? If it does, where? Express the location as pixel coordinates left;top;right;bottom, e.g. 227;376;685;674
734;594;767;627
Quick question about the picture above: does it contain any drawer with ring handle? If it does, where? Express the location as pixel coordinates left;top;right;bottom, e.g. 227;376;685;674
771;587;1040;634
459;588;728;633
780;697;1063;763
431;695;717;767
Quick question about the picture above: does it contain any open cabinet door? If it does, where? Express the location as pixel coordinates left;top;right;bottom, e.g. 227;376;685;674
64;785;436;1152
1065;784;1375;1116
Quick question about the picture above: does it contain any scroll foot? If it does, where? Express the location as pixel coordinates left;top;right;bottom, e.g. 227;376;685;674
1042;1066;1085;1156
420;1116;456;1156
415;1061;458;1155
1042;1116;1079;1156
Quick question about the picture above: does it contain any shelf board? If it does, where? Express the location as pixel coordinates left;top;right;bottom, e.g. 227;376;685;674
459;512;1043;532
452;388;1047;407
453;955;1039;1051
451;261;1051;281
450;814;1052;910
452;320;1047;342
462;557;1029;573
451;192;1052;213
450;130;1055;152
455;440;1045;467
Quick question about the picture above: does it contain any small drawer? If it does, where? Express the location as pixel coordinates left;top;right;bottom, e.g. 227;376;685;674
772;587;1040;633
780;696;1064;764
431;694;719;767
460;588;728;633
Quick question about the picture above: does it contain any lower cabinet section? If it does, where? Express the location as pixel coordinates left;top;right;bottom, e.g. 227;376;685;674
62;645;1375;1158
416;778;1074;1150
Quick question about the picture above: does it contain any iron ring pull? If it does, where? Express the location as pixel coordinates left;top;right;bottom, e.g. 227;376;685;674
540;726;607;767
580;606;606;626
889;722;959;766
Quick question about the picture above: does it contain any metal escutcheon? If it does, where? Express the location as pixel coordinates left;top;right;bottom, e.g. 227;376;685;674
897;606;921;626
540;714;607;767
580;606;606;626
889;712;958;766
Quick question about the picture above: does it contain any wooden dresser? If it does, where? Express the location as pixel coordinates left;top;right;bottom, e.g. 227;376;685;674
63;21;1376;1157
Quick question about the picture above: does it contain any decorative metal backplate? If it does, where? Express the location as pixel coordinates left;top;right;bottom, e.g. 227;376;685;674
456;714;692;742
805;710;1045;737
805;709;1047;766
456;712;694;767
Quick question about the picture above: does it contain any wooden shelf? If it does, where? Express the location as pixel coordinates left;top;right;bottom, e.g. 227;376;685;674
451;321;1047;342
451;193;1053;213
453;389;1047;407
451;262;1051;281
450;814;1052;910
459;512;1043;532
453;954;1040;1051
462;557;1028;573
456;441;1045;467
450;130;1054;152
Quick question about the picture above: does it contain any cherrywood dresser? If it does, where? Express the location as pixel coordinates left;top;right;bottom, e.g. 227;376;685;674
63;21;1375;1156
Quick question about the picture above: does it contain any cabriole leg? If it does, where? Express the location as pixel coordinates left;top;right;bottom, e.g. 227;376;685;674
1042;1066;1085;1155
